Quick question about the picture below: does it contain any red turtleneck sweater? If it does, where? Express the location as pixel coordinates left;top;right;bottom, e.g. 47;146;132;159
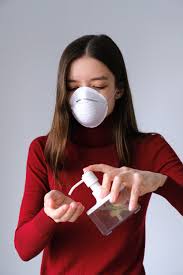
14;118;183;275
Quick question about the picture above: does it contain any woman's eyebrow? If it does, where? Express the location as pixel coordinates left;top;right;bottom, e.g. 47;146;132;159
67;76;109;83
90;76;109;81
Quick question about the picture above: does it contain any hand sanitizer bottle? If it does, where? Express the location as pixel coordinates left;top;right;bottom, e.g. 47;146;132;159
68;171;140;236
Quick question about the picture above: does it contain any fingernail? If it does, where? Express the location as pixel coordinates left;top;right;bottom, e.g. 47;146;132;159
110;193;116;203
71;202;77;208
100;188;108;198
129;204;133;211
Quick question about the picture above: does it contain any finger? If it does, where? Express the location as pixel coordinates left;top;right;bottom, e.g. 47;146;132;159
100;172;113;198
129;184;140;211
68;203;85;222
44;190;60;201
44;197;62;209
59;202;79;222
45;204;69;220
83;164;113;173
100;187;110;198
109;171;133;203
110;175;123;203
114;186;130;205
44;191;66;208
129;172;142;211
44;190;65;203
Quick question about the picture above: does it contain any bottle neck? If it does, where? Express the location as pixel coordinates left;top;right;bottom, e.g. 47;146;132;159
90;182;102;201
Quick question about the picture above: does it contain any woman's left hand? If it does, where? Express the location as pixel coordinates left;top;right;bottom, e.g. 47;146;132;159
83;164;167;211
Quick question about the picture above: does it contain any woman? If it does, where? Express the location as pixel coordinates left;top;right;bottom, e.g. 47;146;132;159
14;34;183;275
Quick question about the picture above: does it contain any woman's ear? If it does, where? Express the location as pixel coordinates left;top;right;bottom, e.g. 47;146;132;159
115;89;124;99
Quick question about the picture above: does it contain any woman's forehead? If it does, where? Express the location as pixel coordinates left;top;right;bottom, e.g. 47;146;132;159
67;56;113;82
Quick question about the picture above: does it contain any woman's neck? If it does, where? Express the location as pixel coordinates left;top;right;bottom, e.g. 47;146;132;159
70;114;115;147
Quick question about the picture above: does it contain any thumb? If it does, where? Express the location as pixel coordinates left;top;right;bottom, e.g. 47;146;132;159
44;196;54;208
47;198;55;208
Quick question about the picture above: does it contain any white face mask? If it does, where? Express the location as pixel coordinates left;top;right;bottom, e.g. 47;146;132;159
69;86;108;128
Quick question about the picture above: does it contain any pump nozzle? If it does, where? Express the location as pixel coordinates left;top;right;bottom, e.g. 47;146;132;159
68;171;102;200
68;179;84;196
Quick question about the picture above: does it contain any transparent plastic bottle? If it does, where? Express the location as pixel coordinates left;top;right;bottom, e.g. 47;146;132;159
68;171;140;236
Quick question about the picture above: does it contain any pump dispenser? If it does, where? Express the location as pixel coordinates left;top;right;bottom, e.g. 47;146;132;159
68;171;140;236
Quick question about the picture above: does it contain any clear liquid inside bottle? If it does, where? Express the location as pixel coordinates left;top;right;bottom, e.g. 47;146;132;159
87;189;141;235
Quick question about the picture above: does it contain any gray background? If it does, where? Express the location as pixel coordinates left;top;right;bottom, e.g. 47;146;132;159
0;1;183;274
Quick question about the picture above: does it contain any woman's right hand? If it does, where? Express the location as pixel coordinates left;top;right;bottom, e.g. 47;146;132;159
44;190;85;223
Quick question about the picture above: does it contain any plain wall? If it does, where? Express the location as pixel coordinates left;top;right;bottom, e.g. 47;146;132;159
0;1;182;274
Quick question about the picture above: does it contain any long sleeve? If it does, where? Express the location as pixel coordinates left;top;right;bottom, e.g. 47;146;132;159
14;137;57;261
151;134;183;215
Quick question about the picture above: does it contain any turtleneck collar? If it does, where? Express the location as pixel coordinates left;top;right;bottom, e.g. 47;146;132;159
70;114;115;147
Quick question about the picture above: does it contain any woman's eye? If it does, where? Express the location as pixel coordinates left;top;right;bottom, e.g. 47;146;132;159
67;87;78;92
67;86;106;91
93;86;106;90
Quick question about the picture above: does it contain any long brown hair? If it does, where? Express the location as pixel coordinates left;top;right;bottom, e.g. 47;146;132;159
45;34;144;180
